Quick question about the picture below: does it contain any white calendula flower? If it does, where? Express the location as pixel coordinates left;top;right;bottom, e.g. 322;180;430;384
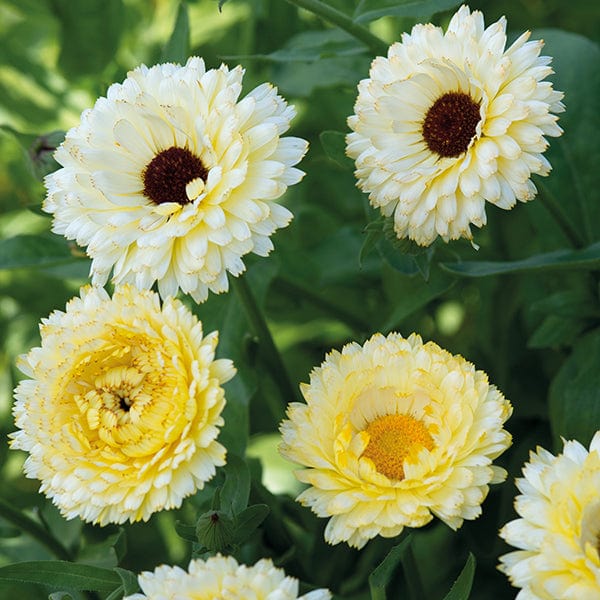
123;554;331;600
346;5;564;246
10;285;235;525
44;57;308;302
279;332;512;549
499;434;600;600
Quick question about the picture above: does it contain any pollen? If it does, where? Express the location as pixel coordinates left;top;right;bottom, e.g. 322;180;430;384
361;413;435;480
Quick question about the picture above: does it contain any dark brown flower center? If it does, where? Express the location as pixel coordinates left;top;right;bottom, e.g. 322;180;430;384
422;92;481;158
142;146;207;205
119;396;131;412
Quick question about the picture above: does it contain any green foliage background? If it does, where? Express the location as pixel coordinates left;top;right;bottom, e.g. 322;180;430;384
0;0;599;598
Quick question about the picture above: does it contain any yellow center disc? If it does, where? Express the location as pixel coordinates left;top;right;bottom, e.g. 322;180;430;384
361;413;435;480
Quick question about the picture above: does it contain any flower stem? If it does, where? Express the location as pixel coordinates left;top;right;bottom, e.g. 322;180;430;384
283;0;389;56
0;497;72;561
231;276;298;417
401;541;427;600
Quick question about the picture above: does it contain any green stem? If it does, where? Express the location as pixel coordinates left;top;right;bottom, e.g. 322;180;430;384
401;541;426;600
283;0;389;56
231;276;298;418
0;497;72;561
539;183;585;249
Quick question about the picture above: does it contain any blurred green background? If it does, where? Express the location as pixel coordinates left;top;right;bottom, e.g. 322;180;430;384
1;0;599;598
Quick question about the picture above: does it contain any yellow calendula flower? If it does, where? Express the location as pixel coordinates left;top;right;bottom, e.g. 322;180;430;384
10;285;235;525
123;554;331;599
44;57;308;302
499;433;600;599
279;332;512;549
346;5;564;246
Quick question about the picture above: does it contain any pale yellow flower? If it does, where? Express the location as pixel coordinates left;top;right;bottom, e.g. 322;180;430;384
10;285;235;525
279;332;512;549
346;5;564;246
123;554;331;600
499;434;600;599
44;57;308;302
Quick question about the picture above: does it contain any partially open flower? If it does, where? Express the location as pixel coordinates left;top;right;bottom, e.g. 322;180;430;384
347;5;564;246
44;57;308;302
499;434;600;599
123;554;331;600
279;332;512;549
10;285;235;525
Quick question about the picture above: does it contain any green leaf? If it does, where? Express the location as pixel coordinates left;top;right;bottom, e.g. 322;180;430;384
234;504;270;544
78;530;126;568
114;567;139;595
0;235;82;270
442;553;476;600
51;0;124;79
549;329;600;446
528;315;586;349
320;130;354;170
531;289;600;319
535;31;600;244
440;241;600;277
354;0;462;23
162;2;190;63
220;454;251;515
382;268;456;332
369;535;412;600
174;521;197;543
0;561;120;592
225;29;366;63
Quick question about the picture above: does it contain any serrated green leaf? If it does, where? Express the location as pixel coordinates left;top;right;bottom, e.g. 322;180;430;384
0;235;81;270
549;329;600;446
162;2;190;63
354;0;462;23
220;454;251;515
52;0;124;78
369;535;412;600
442;553;476;600
320;130;354;170
440;241;600;277
0;561;120;592
234;504;270;544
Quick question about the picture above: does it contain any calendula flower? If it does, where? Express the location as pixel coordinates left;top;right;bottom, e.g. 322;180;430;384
499;434;600;599
346;5;564;246
44;57;308;302
10;285;235;525
279;332;512;549
123;554;331;600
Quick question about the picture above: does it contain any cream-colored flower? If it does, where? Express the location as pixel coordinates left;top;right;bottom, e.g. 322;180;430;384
279;332;512;549
346;5;564;246
44;57;308;302
123;554;331;600
499;434;600;600
10;285;235;525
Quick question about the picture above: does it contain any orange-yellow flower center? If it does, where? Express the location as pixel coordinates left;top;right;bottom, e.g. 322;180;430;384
361;414;434;480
